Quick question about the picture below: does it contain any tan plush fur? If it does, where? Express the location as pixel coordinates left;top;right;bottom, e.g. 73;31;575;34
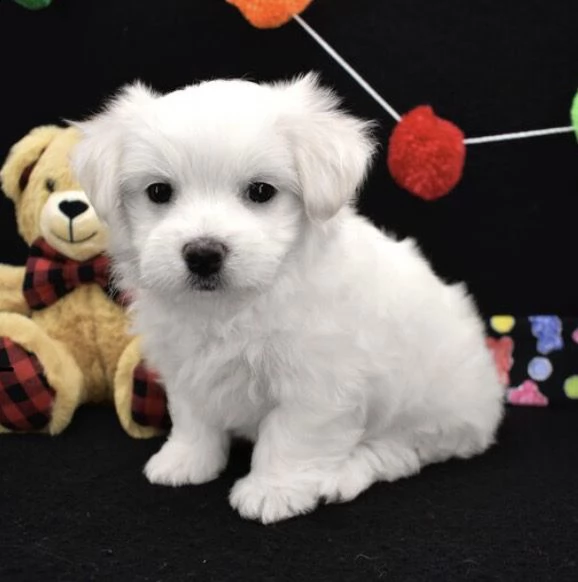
0;265;30;315
0;126;163;437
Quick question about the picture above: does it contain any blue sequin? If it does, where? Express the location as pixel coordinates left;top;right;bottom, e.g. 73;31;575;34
529;316;564;355
528;357;553;381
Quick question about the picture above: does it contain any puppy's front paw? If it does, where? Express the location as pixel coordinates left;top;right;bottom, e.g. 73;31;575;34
144;439;225;486
229;474;318;524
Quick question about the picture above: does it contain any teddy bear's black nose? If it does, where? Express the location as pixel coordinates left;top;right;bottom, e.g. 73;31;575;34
59;200;89;220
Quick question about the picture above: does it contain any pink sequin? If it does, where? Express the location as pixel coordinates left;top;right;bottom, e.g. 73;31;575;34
507;380;549;407
572;329;578;344
486;336;514;386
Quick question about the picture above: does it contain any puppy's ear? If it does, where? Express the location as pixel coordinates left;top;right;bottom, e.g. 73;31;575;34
70;82;157;224
276;73;376;221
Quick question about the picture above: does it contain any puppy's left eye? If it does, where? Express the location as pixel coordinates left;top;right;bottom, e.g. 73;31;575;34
146;182;173;204
246;182;277;204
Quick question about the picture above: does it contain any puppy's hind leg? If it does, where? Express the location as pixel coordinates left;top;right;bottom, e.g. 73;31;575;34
319;437;422;503
413;419;499;466
319;417;500;504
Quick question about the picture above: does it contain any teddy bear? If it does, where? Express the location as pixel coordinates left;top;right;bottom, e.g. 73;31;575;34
0;125;170;437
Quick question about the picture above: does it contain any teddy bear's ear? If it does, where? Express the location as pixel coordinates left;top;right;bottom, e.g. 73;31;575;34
0;125;64;203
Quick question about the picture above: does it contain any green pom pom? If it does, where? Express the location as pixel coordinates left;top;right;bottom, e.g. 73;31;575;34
571;90;578;141
13;0;52;9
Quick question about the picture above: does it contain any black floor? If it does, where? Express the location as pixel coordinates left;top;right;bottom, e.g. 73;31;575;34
1;406;577;582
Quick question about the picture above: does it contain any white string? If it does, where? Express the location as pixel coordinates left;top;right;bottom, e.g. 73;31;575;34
464;126;574;144
293;14;575;146
292;14;401;122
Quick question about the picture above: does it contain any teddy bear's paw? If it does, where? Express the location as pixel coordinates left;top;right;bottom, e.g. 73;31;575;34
144;439;226;487
131;361;171;431
0;336;55;432
229;474;319;524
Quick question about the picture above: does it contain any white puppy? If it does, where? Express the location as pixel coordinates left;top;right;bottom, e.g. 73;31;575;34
72;74;504;524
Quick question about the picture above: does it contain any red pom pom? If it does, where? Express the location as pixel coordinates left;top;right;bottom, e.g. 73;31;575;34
387;106;466;201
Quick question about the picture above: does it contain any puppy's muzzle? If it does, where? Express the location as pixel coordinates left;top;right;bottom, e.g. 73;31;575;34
182;238;228;278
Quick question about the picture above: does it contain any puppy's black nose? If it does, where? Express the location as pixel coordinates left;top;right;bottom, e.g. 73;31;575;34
182;239;228;277
59;200;89;219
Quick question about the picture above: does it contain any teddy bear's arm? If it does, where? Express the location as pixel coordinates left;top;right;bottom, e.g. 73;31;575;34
0;264;30;315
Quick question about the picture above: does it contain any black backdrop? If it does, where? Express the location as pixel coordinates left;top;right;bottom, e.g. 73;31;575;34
1;0;577;316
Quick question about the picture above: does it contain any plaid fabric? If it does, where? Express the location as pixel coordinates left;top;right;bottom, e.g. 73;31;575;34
0;337;55;431
22;238;117;310
132;362;171;430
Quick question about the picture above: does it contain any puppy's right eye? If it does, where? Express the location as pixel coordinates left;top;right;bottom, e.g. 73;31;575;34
247;182;277;204
146;183;173;204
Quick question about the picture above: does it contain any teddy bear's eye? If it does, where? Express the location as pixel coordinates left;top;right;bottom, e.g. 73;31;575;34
45;179;56;193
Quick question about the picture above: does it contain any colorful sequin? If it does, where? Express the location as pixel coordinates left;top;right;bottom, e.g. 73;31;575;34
487;315;578;407
507;380;549;407
528;316;564;355
490;315;516;334
527;357;553;382
563;376;578;399
486;336;514;386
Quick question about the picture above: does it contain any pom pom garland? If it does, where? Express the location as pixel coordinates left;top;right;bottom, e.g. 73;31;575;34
387;106;466;201
227;0;312;29
571;90;578;141
228;1;576;200
12;0;52;8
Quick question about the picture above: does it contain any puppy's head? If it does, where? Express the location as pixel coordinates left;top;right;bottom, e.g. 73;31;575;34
72;74;375;296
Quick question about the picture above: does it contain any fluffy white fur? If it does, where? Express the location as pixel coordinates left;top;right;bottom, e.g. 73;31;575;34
72;74;504;524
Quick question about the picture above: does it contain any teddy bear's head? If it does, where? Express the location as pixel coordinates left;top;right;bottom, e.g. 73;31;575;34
0;125;108;261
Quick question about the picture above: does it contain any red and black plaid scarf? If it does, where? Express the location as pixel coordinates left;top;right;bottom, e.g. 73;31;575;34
22;238;128;310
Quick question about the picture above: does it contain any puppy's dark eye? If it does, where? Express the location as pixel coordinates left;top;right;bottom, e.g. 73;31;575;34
247;182;277;204
146;182;173;204
46;179;56;193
